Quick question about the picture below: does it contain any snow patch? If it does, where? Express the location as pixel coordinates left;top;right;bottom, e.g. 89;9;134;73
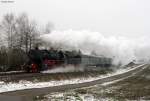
45;92;117;101
0;64;145;93
0;81;4;84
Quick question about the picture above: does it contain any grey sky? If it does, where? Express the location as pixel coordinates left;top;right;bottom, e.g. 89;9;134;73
0;0;150;38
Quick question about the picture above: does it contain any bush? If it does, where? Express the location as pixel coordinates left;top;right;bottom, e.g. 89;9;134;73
0;48;28;71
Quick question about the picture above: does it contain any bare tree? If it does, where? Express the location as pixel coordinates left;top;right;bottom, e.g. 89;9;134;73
0;13;17;68
44;22;54;34
16;13;40;53
1;13;17;49
0;12;52;71
0;13;41;70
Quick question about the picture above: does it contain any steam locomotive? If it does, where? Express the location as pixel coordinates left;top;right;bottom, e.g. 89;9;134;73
25;48;112;73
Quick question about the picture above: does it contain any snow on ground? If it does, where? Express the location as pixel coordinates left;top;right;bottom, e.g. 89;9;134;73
0;81;4;84
0;71;25;74
81;95;119;101
43;92;117;101
0;64;145;93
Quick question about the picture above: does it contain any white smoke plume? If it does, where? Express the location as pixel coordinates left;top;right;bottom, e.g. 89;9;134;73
42;65;84;73
40;30;150;65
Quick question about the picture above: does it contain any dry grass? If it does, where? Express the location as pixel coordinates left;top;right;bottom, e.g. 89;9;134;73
73;66;150;100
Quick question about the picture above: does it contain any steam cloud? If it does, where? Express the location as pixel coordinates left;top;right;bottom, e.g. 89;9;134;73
40;30;150;65
42;65;84;73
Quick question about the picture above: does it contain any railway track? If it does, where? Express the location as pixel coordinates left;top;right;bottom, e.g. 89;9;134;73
0;72;68;82
0;64;147;99
0;71;25;75
0;63;137;82
0;66;112;82
0;72;38;82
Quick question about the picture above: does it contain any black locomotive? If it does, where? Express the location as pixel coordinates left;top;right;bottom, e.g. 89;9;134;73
25;48;112;73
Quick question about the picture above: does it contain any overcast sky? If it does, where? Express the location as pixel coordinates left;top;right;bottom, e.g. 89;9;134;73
0;0;150;38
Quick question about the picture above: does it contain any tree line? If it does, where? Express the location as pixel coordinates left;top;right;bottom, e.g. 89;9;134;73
0;13;52;71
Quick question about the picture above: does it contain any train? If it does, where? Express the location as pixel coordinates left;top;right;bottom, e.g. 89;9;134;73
24;48;112;73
